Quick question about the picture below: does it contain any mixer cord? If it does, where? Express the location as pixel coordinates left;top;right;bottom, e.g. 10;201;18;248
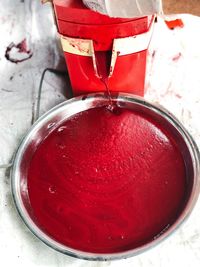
35;68;67;122
0;68;68;170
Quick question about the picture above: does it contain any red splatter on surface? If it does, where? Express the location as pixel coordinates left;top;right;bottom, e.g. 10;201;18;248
165;19;184;30
152;50;156;58
172;52;182;62
175;94;182;99
5;39;33;63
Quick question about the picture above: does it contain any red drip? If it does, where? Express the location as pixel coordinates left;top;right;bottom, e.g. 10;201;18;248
94;50;113;105
5;39;33;64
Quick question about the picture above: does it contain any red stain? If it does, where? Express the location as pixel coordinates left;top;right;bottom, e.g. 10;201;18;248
69;41;89;54
172;52;182;62
70;43;76;48
152;50;156;58
175;94;182;99
165;19;184;30
5;39;33;64
27;107;187;253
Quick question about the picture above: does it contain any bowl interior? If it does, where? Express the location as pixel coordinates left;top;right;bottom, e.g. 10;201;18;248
12;93;199;260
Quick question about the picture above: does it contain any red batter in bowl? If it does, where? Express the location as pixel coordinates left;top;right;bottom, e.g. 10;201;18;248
27;106;186;253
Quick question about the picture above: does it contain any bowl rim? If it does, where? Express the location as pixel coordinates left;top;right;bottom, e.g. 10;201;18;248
11;93;200;261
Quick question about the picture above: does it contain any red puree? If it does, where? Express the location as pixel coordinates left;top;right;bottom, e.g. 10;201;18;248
27;106;186;253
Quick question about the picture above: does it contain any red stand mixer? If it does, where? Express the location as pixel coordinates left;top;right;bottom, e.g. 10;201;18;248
46;0;154;96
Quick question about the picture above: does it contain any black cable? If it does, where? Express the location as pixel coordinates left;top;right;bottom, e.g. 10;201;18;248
35;68;67;122
0;68;70;169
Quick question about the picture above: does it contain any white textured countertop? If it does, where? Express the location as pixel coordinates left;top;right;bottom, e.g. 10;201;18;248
0;1;200;266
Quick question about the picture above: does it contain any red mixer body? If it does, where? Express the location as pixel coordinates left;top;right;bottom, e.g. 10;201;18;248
53;0;154;96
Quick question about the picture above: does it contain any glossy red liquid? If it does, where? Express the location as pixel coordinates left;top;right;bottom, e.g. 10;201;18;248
27;107;186;253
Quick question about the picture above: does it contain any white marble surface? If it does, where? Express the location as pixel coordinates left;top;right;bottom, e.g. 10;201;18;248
0;1;200;266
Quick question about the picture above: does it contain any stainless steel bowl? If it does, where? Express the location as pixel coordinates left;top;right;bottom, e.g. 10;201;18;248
11;93;200;261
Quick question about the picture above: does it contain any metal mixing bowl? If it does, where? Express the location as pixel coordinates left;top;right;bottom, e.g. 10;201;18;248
11;93;200;260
